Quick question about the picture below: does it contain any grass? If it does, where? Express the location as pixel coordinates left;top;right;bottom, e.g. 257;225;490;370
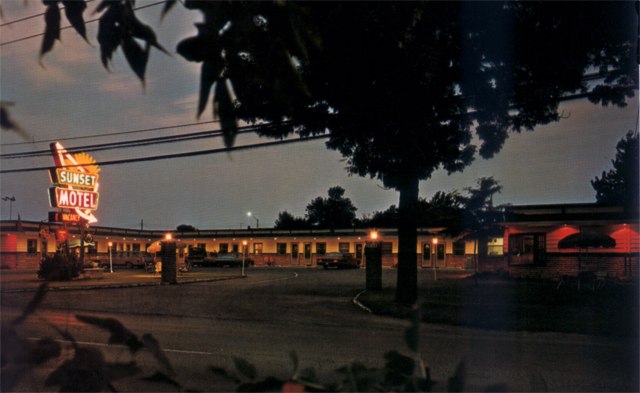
359;274;639;337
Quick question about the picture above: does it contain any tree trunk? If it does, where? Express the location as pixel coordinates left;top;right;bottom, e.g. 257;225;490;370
395;177;419;304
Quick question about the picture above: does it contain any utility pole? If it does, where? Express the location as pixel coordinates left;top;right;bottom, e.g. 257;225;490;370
141;219;144;231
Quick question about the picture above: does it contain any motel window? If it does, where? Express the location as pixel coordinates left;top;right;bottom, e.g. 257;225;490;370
381;242;393;255
232;244;239;253
132;243;141;254
509;233;546;266
339;242;350;253
452;241;465;256
487;237;504;256
253;243;263;254
88;242;98;254
316;243;326;255
219;243;229;253
197;243;206;250
27;239;38;254
277;243;287;255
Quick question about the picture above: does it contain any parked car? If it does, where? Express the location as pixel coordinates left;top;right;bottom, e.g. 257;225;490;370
201;253;254;268
93;253;150;270
186;246;207;266
317;253;360;269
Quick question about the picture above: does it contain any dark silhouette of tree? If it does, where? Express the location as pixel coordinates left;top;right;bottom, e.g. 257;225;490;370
273;211;309;230
461;177;503;228
305;186;357;230
38;1;638;304
591;130;639;215
176;224;197;232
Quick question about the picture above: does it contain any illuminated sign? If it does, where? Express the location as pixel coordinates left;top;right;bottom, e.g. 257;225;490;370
48;211;82;223
49;188;99;210
48;142;101;223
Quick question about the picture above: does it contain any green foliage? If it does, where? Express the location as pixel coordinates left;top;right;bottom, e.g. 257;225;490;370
305;186;358;230
37;253;83;281
591;130;639;214
1;286;180;392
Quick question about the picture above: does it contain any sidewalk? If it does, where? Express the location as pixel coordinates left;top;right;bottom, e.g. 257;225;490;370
0;269;243;293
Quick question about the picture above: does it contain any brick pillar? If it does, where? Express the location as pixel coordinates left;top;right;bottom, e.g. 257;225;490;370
365;242;382;290
161;241;177;284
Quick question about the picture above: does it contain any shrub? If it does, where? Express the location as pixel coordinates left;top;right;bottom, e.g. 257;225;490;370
37;253;83;281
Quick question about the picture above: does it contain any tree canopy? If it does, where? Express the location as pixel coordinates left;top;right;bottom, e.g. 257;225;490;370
591;130;639;215
36;1;638;304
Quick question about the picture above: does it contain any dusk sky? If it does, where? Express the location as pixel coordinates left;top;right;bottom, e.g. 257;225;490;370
1;1;638;230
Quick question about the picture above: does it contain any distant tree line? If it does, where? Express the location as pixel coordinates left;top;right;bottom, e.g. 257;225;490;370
275;178;503;233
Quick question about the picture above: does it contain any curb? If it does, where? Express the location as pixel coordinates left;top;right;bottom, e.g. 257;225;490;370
0;275;244;293
352;289;372;313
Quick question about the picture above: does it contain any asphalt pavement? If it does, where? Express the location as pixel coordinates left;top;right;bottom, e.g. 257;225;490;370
0;267;244;292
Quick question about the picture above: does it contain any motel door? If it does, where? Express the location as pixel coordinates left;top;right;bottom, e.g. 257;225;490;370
303;243;312;265
436;243;446;268
291;243;300;265
421;243;432;268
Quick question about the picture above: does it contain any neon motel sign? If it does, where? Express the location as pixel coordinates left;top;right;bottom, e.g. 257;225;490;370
48;142;100;223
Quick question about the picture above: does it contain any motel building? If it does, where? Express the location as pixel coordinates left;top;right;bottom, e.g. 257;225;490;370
0;203;638;282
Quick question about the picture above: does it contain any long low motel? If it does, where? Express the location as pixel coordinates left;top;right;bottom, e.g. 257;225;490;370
1;203;638;280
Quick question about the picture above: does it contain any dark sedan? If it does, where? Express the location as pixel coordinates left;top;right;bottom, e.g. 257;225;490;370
317;253;360;269
201;253;254;267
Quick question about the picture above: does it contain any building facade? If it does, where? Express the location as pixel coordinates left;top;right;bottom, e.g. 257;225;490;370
1;203;638;280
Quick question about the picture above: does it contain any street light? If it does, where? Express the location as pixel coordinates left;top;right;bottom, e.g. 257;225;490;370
108;242;114;273
2;196;15;220
242;240;248;277
247;212;259;228
432;238;438;281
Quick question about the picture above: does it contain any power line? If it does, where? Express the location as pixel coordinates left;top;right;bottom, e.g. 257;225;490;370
0;1;164;47
0;123;283;159
0;0;96;27
0;134;330;174
1;120;220;148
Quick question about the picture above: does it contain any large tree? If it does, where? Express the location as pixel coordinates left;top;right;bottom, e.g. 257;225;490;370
39;1;638;304
591;130;639;215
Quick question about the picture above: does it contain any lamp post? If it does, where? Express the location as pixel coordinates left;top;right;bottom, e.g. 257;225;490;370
108;242;113;273
247;212;259;228
242;240;248;277
2;196;15;220
432;238;438;281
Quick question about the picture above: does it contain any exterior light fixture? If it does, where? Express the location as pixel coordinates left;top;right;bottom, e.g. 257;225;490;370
432;238;438;245
370;230;379;241
165;233;173;241
247;211;259;228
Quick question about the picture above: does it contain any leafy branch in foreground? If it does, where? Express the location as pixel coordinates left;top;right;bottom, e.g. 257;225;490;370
1;284;180;392
2;286;548;392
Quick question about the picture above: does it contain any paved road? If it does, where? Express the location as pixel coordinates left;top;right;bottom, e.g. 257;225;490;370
2;268;637;392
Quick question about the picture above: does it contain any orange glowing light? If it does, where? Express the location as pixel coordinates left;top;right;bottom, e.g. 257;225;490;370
370;231;379;240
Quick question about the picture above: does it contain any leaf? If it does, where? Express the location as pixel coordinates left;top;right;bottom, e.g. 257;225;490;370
141;333;174;376
141;371;182;388
447;361;465;392
214;79;238;148
160;0;177;21
210;366;241;383
383;350;415;386
97;5;123;69
106;361;141;380
121;35;149;84
62;0;88;41
124;5;169;55
29;337;61;365
45;347;108;392
233;357;257;381
75;314;143;353
197;62;218;118
40;3;61;60
13;283;48;326
237;377;284;392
